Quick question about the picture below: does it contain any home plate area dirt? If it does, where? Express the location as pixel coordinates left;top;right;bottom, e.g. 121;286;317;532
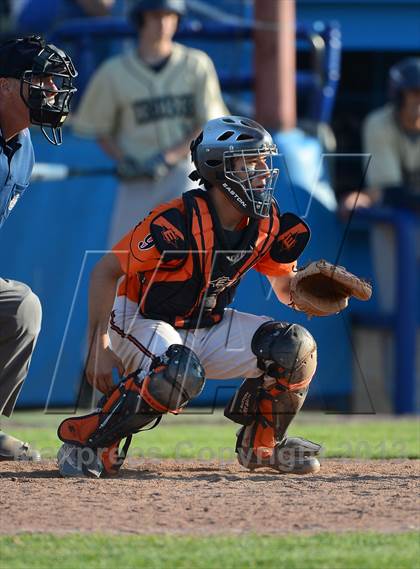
0;459;418;535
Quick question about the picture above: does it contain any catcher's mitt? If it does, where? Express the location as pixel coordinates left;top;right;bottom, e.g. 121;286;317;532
290;259;372;317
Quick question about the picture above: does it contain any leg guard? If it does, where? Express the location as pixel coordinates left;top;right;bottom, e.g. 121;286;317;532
225;321;321;474
57;345;205;477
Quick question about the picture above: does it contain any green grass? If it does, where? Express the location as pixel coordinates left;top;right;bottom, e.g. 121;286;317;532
0;533;418;569
3;410;419;460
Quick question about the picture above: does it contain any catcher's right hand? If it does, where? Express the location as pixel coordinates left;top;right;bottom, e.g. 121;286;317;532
290;259;372;317
85;345;124;395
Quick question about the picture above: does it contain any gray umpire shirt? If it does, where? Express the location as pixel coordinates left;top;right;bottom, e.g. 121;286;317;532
0;127;34;227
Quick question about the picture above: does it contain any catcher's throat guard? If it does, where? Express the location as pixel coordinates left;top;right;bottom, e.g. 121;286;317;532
57;345;205;477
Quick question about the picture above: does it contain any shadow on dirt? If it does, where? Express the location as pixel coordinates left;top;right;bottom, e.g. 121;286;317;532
0;469;60;479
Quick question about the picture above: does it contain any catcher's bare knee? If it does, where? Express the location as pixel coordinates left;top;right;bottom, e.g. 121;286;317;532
251;321;317;391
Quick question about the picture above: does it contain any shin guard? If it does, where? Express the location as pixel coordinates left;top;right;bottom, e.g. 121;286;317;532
58;344;205;477
226;321;321;473
58;373;162;477
235;385;321;473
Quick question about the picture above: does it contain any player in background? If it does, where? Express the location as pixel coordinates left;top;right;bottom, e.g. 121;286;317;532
73;0;228;247
0;35;77;460
340;57;420;312
341;57;420;213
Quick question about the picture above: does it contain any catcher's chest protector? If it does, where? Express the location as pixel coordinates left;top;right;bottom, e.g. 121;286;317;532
139;190;280;328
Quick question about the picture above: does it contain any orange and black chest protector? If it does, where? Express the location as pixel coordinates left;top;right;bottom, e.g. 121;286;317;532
135;190;281;329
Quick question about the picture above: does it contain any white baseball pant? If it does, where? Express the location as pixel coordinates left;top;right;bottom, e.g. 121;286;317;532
109;297;272;380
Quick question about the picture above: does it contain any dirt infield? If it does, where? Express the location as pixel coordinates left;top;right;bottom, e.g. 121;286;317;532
0;459;418;535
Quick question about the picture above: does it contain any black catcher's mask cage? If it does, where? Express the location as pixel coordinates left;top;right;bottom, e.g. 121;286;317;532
190;116;279;219
20;42;77;145
223;145;279;218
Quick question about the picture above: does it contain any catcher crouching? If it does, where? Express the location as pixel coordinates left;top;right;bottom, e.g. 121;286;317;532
57;116;372;478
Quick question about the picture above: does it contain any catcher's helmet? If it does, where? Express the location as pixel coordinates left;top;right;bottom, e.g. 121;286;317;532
130;0;187;27
190;116;279;219
389;57;420;107
0;35;77;145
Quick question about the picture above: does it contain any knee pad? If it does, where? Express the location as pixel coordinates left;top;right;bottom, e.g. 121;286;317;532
251;321;317;391
225;324;316;466
141;344;206;413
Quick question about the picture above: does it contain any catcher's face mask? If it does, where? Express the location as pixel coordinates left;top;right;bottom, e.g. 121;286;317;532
223;145;279;219
20;42;77;145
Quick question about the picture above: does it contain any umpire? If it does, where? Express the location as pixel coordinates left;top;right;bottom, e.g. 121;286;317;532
0;36;77;460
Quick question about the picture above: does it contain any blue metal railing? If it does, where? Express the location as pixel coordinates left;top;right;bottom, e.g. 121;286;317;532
50;17;341;124
350;207;418;414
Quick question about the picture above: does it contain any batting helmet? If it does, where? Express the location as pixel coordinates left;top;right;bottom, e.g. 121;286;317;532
0;35;77;145
388;57;420;107
129;0;187;27
190;116;279;219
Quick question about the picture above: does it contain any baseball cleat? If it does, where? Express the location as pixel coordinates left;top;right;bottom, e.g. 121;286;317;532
237;436;322;474
57;443;103;478
0;431;41;461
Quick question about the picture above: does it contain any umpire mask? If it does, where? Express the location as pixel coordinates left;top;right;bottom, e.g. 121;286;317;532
22;37;77;145
0;35;77;145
